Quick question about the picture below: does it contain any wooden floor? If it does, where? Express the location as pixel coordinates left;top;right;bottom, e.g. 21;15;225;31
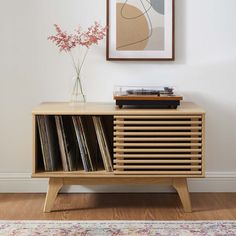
0;193;236;220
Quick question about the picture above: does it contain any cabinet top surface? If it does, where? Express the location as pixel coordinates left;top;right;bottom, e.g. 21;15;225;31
32;102;205;115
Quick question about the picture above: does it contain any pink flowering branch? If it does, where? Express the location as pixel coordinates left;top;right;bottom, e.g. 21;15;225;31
48;22;106;52
48;22;106;103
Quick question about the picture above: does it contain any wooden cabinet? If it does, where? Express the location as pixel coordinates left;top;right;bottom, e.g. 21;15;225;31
32;102;205;213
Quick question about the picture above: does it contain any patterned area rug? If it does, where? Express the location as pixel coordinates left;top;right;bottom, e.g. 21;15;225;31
0;221;236;236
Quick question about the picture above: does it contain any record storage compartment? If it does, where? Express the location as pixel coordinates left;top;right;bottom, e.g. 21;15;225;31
114;115;204;176
32;102;205;213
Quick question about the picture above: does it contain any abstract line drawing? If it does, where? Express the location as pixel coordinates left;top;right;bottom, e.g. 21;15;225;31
120;0;153;19
116;0;165;51
117;0;153;50
107;0;174;60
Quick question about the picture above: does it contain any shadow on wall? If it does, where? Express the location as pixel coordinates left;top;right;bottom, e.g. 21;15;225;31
183;92;236;172
174;0;187;64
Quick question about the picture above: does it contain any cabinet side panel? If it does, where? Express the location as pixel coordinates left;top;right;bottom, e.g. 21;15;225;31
34;115;46;173
32;115;36;174
201;114;206;177
101;115;114;162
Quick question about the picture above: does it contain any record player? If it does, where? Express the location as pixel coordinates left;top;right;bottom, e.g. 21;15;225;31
114;86;183;109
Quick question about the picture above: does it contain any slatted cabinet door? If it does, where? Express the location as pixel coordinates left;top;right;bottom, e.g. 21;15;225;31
113;115;205;177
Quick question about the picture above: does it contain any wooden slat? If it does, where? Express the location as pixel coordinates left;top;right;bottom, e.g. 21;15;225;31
114;131;202;136
114;137;202;142
113;113;204;176
114;171;202;175
114;148;202;153
114;126;202;131
114;115;202;119
114;154;202;158
114;165;200;169
114;160;202;164
191;117;199;171
115;117;125;171
114;143;202;147
114;120;202;125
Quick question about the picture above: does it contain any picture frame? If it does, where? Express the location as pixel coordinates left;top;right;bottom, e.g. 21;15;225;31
106;0;175;61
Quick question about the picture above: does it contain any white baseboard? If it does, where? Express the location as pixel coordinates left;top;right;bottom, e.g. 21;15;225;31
0;172;236;193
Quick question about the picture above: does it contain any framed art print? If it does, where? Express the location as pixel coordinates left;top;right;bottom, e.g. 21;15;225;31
106;0;174;60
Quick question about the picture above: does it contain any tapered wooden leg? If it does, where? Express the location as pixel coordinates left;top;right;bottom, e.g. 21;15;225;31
172;178;192;213
43;178;63;213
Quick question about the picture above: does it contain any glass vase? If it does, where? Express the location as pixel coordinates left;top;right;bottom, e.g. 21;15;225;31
70;75;86;104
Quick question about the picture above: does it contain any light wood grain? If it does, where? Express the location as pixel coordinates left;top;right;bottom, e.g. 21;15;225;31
114;148;202;153
32;172;204;178
62;177;173;186
114;137;202;142
114;143;202;147
114;131;202;136
201;114;206;176
1;193;236;220
114;160;202;164
113;95;183;101
32;102;205;115
32;102;205;213
32;115;36;174
114;120;202;125
172;178;192;213
114;115;202;119
44;178;63;213
114;171;202;175
41;177;195;213
114;126;202;130
114;165;200;170
114;154;202;158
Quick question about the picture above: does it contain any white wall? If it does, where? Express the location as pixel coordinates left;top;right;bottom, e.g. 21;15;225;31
0;0;236;192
